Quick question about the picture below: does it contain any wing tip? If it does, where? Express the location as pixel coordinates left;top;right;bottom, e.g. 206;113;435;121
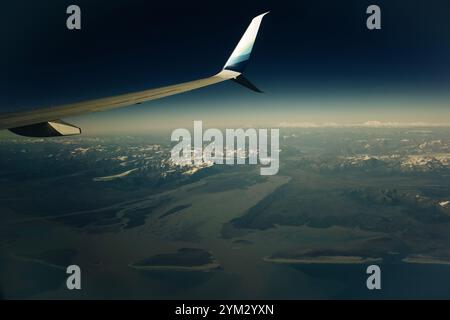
222;11;269;73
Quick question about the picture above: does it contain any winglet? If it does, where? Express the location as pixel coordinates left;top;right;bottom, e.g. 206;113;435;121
223;12;269;73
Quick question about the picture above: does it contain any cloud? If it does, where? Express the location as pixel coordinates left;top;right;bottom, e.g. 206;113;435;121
277;121;450;128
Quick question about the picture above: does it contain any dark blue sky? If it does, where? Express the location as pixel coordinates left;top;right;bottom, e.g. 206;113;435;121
2;0;450;132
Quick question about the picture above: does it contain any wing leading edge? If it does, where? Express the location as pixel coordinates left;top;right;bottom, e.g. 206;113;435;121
0;12;269;137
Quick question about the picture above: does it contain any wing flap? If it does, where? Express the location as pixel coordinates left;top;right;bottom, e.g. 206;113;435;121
9;120;81;137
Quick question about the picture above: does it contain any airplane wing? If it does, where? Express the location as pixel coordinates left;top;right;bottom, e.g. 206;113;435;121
0;12;269;137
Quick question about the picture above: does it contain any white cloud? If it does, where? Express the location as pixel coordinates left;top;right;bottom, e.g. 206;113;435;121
277;121;450;128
